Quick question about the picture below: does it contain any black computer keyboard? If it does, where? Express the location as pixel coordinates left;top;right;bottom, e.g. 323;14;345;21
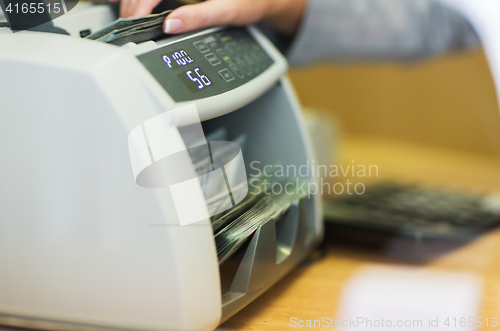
323;182;500;240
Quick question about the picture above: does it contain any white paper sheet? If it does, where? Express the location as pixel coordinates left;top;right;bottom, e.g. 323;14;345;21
338;266;482;331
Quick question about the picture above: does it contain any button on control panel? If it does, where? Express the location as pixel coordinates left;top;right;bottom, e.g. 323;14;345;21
205;53;221;66
219;69;235;82
229;63;244;79
193;40;210;53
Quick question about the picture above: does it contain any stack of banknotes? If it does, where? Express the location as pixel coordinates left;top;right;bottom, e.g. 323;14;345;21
213;177;311;264
85;10;170;46
187;126;312;264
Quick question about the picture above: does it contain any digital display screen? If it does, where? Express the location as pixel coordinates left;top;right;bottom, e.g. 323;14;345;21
162;50;213;94
178;68;212;93
137;28;275;102
162;49;194;69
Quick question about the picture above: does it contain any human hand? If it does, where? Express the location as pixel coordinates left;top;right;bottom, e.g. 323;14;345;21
115;0;307;36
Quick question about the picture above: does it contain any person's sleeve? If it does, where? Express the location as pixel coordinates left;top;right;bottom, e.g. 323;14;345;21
286;0;481;66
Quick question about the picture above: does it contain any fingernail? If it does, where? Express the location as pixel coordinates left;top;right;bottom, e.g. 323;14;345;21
164;19;183;34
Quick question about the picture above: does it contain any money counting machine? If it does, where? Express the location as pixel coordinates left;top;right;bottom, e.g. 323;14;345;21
0;3;322;330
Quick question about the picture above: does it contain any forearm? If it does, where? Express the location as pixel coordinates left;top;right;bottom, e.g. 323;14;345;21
286;0;481;65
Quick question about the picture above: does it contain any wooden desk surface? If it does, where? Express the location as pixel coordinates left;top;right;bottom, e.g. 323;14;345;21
219;136;500;331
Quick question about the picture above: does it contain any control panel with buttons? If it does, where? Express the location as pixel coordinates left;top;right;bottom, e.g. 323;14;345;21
137;27;275;102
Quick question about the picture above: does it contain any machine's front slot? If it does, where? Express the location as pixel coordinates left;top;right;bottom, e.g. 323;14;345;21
219;198;315;322
200;82;320;322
